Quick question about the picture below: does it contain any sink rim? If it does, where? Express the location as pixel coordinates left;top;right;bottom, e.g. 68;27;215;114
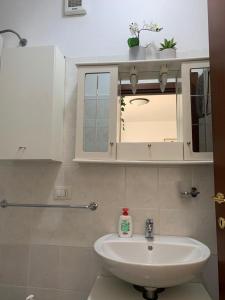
94;234;211;267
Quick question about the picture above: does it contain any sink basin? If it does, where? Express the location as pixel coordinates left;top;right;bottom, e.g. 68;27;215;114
94;234;210;288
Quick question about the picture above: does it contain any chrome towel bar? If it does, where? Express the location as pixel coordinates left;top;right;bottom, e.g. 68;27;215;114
0;199;98;211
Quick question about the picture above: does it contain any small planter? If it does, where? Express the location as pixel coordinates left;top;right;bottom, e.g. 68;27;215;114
159;48;176;59
129;46;146;60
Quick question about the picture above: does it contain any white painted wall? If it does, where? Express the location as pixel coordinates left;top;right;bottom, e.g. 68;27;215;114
0;0;209;58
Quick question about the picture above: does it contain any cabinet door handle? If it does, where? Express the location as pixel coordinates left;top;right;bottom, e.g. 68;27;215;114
109;142;114;147
147;144;152;148
18;146;27;151
213;193;225;204
187;142;191;146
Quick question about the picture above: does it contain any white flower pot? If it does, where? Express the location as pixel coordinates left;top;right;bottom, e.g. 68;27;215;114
129;46;146;60
159;48;176;59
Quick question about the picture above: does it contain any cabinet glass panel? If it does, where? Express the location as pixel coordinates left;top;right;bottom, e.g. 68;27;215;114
83;73;110;152
190;68;213;152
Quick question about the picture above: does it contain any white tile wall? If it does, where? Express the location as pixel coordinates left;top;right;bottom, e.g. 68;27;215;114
0;58;218;300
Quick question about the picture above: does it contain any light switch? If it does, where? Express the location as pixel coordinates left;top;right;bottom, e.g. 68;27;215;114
54;186;71;200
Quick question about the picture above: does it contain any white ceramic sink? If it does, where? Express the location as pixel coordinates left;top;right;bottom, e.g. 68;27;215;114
94;234;210;288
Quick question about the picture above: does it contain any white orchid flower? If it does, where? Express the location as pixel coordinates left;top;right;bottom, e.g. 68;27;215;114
129;21;162;39
129;22;140;37
128;21;163;48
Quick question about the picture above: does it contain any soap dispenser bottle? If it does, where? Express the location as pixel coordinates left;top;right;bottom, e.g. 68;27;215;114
118;208;133;237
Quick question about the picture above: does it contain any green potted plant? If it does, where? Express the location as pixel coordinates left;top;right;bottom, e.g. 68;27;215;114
128;22;163;60
159;38;177;59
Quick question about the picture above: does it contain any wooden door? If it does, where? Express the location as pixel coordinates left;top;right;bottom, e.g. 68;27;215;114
208;1;225;298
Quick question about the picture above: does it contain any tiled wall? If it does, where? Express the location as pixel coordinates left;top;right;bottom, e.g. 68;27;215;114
0;59;218;300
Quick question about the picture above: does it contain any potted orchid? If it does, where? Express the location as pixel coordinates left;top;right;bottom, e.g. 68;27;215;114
128;22;163;60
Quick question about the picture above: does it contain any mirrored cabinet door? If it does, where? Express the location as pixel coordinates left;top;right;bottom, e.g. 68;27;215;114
117;68;184;161
75;66;118;160
182;61;213;161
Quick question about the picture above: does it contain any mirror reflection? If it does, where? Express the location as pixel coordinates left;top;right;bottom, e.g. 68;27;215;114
119;70;180;143
121;94;177;142
190;68;213;152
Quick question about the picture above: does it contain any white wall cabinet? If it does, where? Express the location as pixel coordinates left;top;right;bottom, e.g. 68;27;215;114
75;66;118;160
182;61;213;161
74;59;213;164
0;46;65;161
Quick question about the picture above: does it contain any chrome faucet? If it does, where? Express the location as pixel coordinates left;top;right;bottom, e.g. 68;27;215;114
145;218;154;240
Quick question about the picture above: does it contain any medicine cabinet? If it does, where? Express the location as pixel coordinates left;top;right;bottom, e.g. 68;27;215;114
0;46;65;161
74;58;213;164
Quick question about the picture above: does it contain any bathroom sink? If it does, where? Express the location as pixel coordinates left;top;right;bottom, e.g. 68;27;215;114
94;234;210;288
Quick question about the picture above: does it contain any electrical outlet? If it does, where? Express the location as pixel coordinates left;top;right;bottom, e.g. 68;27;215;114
54;186;72;200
